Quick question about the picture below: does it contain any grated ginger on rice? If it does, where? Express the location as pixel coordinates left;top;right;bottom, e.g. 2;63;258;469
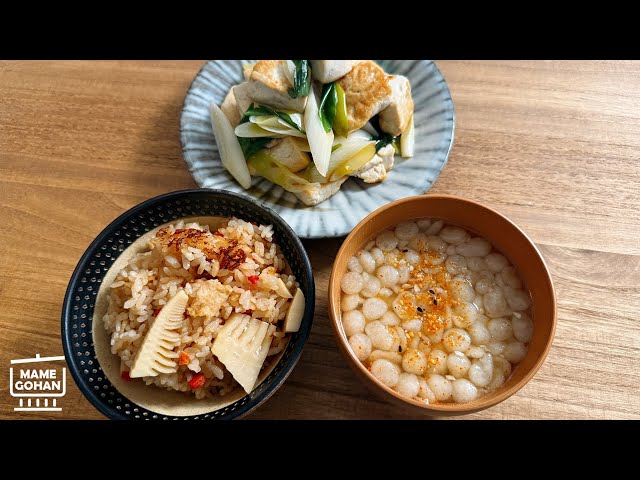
102;217;299;399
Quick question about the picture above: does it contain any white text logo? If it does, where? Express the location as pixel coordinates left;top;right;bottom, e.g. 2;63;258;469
10;354;66;412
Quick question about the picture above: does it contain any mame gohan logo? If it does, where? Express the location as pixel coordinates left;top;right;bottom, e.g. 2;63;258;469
9;354;66;412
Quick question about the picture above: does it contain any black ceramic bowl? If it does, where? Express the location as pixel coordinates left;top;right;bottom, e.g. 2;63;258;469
61;189;315;420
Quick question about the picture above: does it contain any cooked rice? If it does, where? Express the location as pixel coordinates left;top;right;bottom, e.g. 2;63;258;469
102;217;298;399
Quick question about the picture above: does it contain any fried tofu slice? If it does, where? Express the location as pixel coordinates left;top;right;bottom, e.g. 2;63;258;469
294;177;348;206
337;60;392;132
220;88;242;128
231;82;253;117
378;75;414;136
265;137;311;172
353;158;387;183
378;144;396;171
187;279;233;321
310;60;356;83
248;60;307;112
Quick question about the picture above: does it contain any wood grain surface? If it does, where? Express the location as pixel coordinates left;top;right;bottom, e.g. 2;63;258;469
1;60;639;420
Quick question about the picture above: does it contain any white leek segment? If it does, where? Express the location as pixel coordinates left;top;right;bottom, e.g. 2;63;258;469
234;122;286;138
284;60;296;86
129;290;188;378
329;143;377;181
211;313;274;393
283;288;305;333
303;84;333;177
334;129;373;144
400;114;415;158
250;115;306;138
327;140;376;179
210;102;252;189
279;112;304;130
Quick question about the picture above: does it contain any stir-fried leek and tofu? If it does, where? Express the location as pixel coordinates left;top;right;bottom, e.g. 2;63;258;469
210;60;416;206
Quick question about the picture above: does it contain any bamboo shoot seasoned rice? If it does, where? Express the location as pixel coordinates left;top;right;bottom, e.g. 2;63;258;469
102;217;300;399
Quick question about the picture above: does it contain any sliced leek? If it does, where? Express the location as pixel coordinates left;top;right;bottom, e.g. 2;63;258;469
250;115;306;138
247;150;317;194
330;143;377;181
400;114;415;158
333;83;349;137
277;112;304;130
210;103;252;189
327;140;376;180
303;84;333;177
235;122;286;139
284;60;296;86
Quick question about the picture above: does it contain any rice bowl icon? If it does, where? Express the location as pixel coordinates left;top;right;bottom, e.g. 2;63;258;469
9;354;66;412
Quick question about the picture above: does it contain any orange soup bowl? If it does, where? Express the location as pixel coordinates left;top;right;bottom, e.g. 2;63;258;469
328;194;556;416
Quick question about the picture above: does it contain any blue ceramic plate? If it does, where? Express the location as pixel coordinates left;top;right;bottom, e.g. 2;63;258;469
181;60;455;238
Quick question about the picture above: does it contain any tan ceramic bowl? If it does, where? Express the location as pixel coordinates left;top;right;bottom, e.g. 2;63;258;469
328;194;556;416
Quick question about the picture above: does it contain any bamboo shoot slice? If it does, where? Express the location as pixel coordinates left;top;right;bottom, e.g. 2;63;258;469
283;288;305;333
129;290;188;378
211;314;274;393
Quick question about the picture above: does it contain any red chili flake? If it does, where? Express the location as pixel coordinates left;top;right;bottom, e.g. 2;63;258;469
121;371;131;381
244;309;253;315
214;231;224;237
188;373;206;390
248;275;260;285
178;352;190;366
152;307;162;317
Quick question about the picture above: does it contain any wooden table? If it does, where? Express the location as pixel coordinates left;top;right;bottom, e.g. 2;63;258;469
1;61;639;420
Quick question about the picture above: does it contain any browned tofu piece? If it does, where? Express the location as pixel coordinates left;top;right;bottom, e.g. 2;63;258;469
337;61;392;132
351;145;395;183
265;137;311;173
248;60;307;112
232;82;253;116
294;177;348;206
310;60;356;83
220;88;242;128
378;75;414;136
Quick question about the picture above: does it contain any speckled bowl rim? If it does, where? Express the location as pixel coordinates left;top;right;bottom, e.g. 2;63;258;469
61;188;315;420
328;194;557;415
